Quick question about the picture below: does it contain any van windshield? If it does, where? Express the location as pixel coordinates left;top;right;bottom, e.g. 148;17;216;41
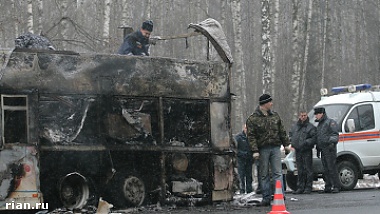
308;104;351;131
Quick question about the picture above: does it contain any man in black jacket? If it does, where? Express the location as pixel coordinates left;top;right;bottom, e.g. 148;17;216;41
118;20;153;56
290;111;317;194
314;107;340;193
234;124;253;194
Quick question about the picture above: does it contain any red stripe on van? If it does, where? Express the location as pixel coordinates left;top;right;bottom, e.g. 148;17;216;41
339;131;380;141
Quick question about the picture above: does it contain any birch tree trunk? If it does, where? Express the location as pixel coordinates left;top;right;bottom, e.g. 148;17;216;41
0;1;3;46
300;0;313;111
271;0;280;96
26;0;34;33
103;0;111;46
321;0;329;88
359;0;369;78
261;0;272;93
290;0;301;119
11;0;19;37
220;0;227;28
121;0;132;27
145;0;152;19
231;0;247;128
58;0;70;50
37;0;43;34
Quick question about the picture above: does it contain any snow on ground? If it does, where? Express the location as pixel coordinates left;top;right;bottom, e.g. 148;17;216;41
231;174;380;208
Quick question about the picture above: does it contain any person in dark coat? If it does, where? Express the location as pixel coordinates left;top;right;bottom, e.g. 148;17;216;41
118;20;153;56
290;111;317;194
314;107;340;193
234;124;253;194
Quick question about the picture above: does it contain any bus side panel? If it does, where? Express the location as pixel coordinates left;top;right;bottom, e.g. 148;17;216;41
0;145;41;210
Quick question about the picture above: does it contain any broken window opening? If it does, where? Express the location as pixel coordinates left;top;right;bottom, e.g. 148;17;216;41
1;95;29;144
163;99;210;147
105;97;159;145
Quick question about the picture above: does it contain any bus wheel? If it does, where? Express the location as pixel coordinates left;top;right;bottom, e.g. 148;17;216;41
59;172;90;210
108;172;146;208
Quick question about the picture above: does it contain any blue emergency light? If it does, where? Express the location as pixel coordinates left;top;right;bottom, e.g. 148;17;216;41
331;84;372;94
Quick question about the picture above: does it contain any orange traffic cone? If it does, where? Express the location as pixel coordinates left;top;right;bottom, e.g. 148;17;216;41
268;180;290;214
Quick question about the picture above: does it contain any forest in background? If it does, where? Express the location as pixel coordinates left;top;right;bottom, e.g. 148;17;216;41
1;0;380;133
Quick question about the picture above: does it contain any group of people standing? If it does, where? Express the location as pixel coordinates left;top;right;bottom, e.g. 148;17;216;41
234;94;340;207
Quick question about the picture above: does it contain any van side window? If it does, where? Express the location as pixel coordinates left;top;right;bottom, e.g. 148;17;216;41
1;95;28;144
345;104;374;132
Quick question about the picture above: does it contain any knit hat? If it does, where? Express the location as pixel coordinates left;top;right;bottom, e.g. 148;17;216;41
259;94;272;105
142;20;153;32
314;107;325;115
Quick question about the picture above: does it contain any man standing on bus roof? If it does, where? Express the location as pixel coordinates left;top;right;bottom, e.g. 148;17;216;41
246;94;291;206
118;20;153;56
314;107;340;193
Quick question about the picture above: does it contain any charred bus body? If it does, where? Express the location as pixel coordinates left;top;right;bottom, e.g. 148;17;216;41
0;19;234;211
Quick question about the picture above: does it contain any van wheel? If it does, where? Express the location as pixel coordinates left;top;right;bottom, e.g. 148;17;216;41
106;172;146;208
337;161;358;190
285;173;298;191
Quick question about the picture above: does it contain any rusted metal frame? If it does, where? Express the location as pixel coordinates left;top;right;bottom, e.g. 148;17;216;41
153;31;202;41
159;151;167;204
158;97;164;144
40;145;212;153
1;94;29;145
207;39;210;61
158;96;167;204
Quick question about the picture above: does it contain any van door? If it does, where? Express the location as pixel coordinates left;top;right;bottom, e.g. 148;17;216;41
341;102;380;167
0;94;42;210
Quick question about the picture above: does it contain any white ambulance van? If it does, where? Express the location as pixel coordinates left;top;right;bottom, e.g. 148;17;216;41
284;83;380;191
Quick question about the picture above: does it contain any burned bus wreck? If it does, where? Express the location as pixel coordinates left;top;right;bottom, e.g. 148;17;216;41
0;19;234;211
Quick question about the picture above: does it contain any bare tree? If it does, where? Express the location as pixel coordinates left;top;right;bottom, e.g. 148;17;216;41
220;0;227;27
231;0;247;127
121;0;133;27
11;0;19;37
103;0;111;46
290;0;301;119
321;0;329;88
261;0;272;93
58;0;70;50
37;0;43;34
299;0;313;110
145;0;152;19
27;0;34;33
271;0;280;96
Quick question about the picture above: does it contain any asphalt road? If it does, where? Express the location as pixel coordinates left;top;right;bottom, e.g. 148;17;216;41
132;187;380;214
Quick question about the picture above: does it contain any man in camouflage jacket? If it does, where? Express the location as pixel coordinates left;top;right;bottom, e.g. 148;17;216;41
246;94;290;206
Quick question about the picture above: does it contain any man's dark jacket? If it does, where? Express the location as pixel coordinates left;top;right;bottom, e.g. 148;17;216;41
290;117;317;151
234;131;253;158
117;30;150;56
316;114;339;148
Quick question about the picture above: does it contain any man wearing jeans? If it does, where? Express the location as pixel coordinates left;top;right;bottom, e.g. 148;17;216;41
246;94;290;206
